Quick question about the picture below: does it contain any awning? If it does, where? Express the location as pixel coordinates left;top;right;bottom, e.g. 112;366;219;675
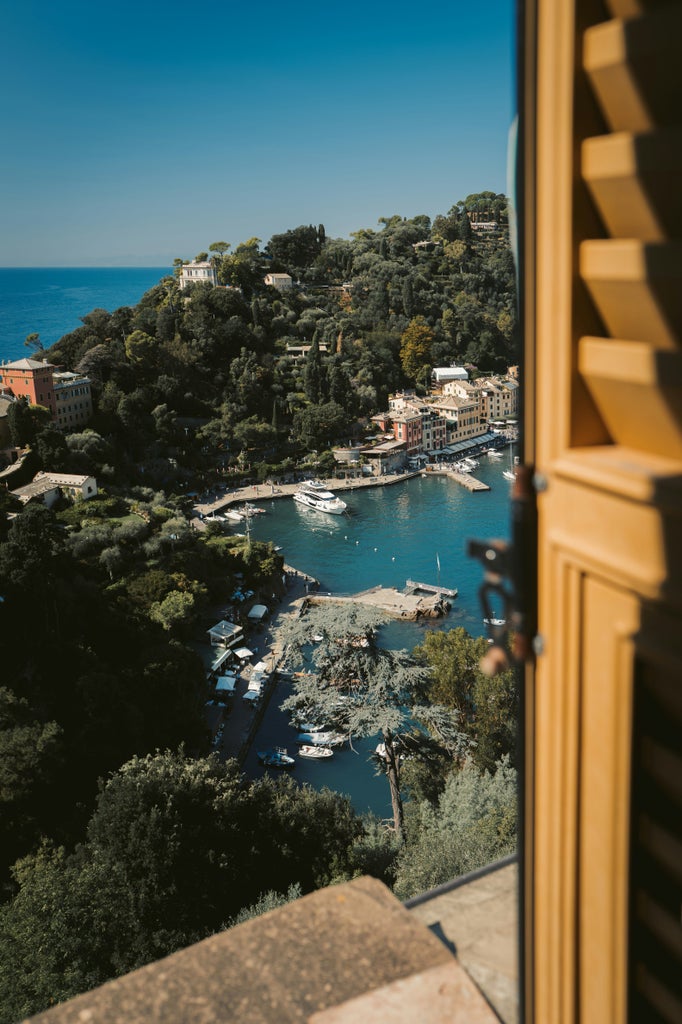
247;604;268;621
234;647;254;660
211;649;233;671
216;677;236;693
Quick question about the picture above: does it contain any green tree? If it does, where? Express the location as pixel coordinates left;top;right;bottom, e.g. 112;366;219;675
209;240;231;259
149;590;197;633
414;627;518;772
303;337;324;403
124;329;156;365
6;398;51;448
0;843;136;1021
393;756;517;899
24;332;43;354
34;426;69;470
0;749;365;1019
0;689;63;880
293;401;348;451
279;604;468;839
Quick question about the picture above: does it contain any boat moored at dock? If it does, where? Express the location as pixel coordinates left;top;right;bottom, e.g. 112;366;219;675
298;744;334;759
294;481;348;515
257;747;296;769
296;731;345;747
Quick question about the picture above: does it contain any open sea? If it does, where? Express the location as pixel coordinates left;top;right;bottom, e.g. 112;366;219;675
0;267;169;360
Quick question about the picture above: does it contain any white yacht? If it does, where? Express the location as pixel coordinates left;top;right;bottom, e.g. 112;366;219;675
293;481;348;515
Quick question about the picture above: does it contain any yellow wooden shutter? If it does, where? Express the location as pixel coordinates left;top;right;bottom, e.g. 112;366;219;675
520;1;682;1021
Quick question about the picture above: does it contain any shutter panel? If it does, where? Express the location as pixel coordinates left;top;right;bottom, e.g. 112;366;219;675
522;1;682;1021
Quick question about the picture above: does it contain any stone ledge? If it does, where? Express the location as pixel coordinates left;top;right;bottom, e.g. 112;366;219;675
408;860;518;1024
309;960;500;1023
26;877;455;1024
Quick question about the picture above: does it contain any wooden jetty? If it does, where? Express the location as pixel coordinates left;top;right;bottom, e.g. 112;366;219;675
405;579;459;599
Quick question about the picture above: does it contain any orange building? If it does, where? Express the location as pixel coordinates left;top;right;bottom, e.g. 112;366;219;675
0;358;92;429
0;357;57;417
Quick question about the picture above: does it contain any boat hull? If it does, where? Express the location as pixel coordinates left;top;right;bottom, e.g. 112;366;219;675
294;494;347;515
298;745;334;759
258;748;295;769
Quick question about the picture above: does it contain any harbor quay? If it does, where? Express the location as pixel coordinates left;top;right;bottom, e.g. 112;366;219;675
193;465;489;520
193;470;421;518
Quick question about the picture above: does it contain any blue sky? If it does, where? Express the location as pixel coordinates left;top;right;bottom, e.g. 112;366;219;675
0;0;515;266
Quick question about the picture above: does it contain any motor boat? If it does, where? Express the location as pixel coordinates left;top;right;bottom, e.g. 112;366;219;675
257;747;295;769
293;481;347;515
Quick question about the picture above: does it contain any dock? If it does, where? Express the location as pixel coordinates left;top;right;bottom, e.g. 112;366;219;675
443;470;490;492
310;585;452;621
405;579;459;599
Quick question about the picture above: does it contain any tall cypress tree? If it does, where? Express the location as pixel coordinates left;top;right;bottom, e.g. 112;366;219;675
304;337;323;404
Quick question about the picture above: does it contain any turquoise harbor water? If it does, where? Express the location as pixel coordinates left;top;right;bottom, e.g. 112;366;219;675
242;468;512;819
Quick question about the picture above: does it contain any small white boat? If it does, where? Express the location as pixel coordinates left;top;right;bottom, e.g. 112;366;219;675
298;744;334;759
296;731;345;747
224;509;244;522
294;720;327;733
484;617;506;627
294;481;347;515
503;446;516;481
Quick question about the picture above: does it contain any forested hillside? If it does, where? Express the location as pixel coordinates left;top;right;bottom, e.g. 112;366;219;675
15;192;515;491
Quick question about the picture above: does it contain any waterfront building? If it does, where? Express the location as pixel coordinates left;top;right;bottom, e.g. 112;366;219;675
387;392;447;454
472;376;519;421
207;619;244;648
429;393;485;445
358;438;406;475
